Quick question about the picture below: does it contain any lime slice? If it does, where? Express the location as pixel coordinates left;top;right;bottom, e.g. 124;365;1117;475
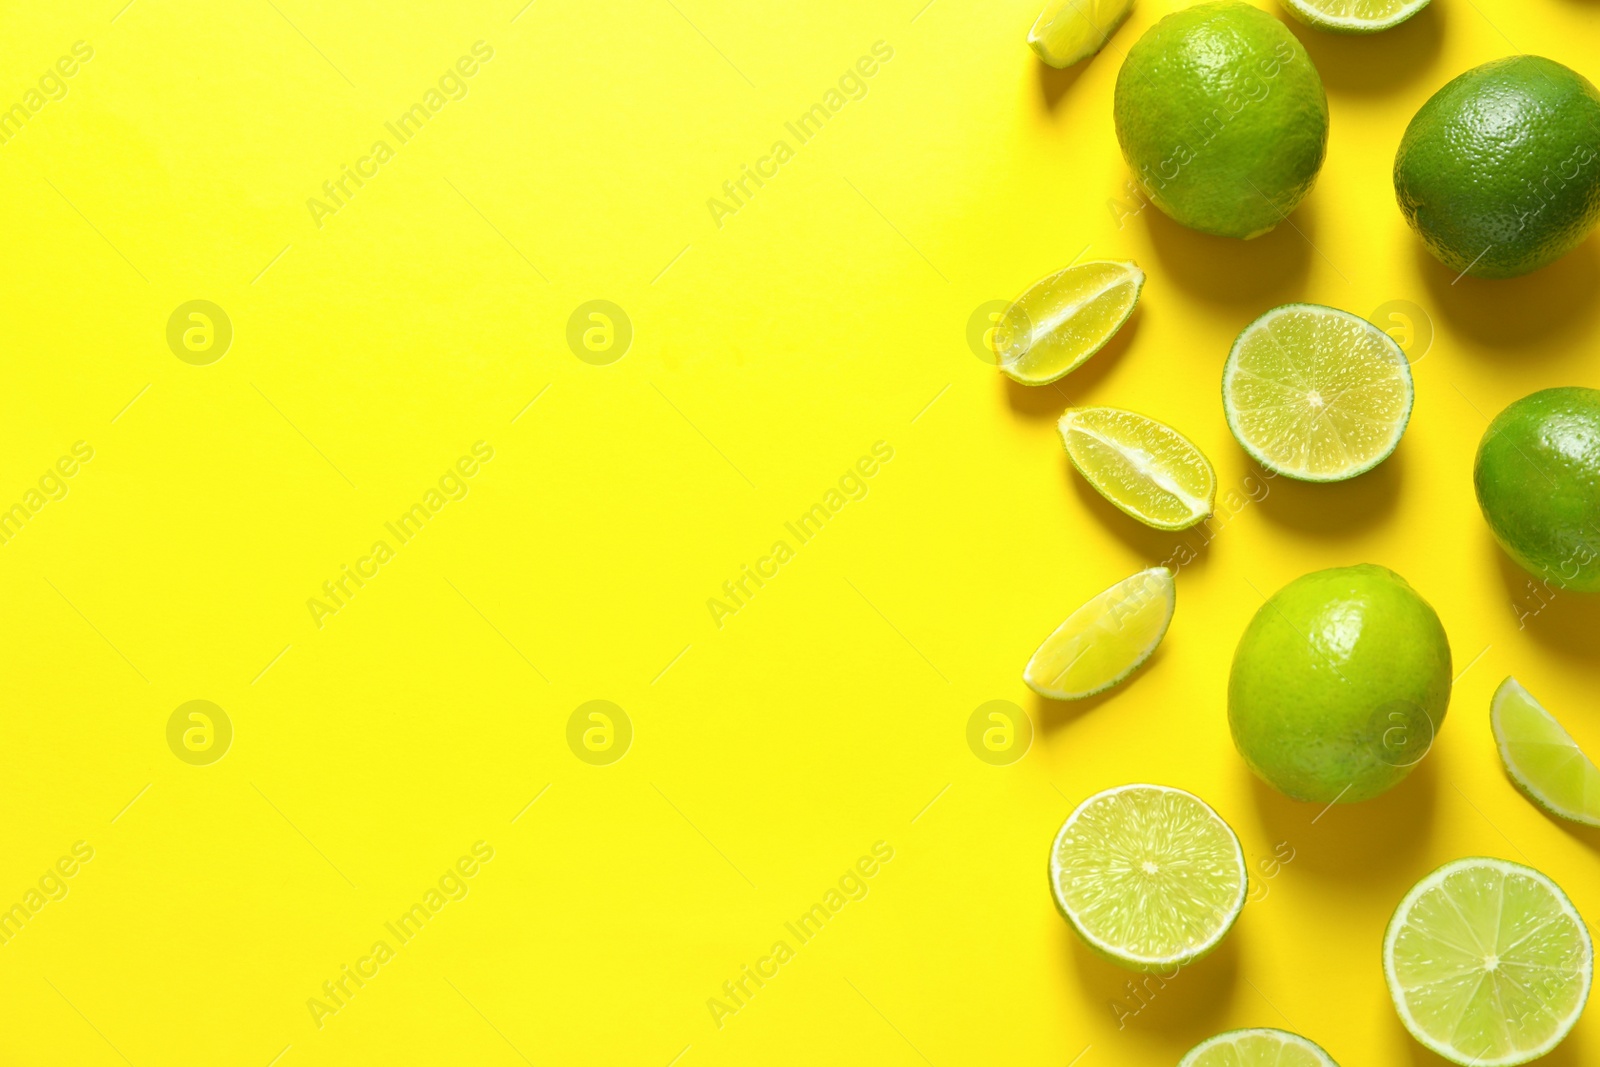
1492;677;1600;826
1282;0;1429;34
1179;1028;1339;1067
1050;784;1247;971
1385;857;1593;1066
1059;406;1215;529
1028;0;1135;68
995;261;1143;385
1223;303;1413;482
1024;567;1173;699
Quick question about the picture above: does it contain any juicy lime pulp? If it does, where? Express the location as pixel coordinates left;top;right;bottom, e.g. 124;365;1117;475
1223;304;1413;481
1178;1028;1339;1066
1395;56;1600;279
1059;406;1216;530
1050;784;1247;971
1028;0;1135;68
1281;0;1429;34
1385;857;1593;1066
1113;1;1328;239
1024;567;1174;700
1492;677;1600;826
1474;387;1600;592
995;260;1143;384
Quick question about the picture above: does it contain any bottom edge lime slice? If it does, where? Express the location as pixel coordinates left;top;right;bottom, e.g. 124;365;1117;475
1385;856;1593;1066
1179;1028;1339;1066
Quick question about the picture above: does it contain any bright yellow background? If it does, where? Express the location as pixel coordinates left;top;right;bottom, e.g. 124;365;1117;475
1;0;1597;1063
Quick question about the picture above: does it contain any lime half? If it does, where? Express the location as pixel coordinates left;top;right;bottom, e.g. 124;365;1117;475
1385;857;1593;1066
1492;677;1600;826
1024;567;1173;699
1282;0;1428;34
1179;1028;1339;1066
1028;0;1135;68
1050;784;1247;972
995;261;1143;385
1060;406;1215;529
1224;304;1413;482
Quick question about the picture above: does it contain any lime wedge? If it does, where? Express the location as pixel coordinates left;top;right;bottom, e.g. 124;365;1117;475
1050;784;1247;971
1179;1028;1339;1066
1028;0;1135;68
1492;677;1600;826
1223;303;1413;482
1024;567;1173;699
995;260;1143;385
1385;857;1593;1066
1059;406;1215;529
1281;0;1429;34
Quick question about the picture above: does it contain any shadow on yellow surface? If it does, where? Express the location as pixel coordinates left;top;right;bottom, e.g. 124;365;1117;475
1283;3;1447;98
1035;56;1095;113
1142;200;1314;316
1246;756;1439;880
1254;449;1405;542
1065;455;1218;574
1492;545;1600;673
1419;238;1600;353
1031;647;1168;739
1062;917;1241;1039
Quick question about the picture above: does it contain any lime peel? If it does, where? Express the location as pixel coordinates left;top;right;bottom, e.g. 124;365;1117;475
1492;677;1600;826
1028;0;1135;68
1024;566;1174;700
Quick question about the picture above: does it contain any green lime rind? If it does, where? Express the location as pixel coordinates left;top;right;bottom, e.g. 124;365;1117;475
1281;0;1429;34
1492;677;1600;827
1384;857;1593;1066
1178;1027;1340;1066
1222;303;1414;483
1474;387;1600;593
1028;0;1136;68
1022;567;1175;700
1395;56;1600;279
1049;784;1247;973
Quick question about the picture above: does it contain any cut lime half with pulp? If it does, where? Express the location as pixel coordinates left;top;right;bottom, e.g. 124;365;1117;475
1224;303;1413;481
994;260;1143;384
1492;677;1600;826
1179;1028;1339;1067
1050;784;1247;972
1385;857;1593;1066
1282;0;1429;33
1028;0;1135;68
1060;406;1215;529
1024;566;1173;699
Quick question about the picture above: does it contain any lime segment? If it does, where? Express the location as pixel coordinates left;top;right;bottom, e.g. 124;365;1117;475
1179;1028;1339;1066
1385;857;1593;1066
1492;677;1600;826
1281;0;1429;33
1050;784;1247;971
1223;304;1413;482
1060;406;1215;529
1024;567;1173;700
1028;0;1135;68
995;261;1143;385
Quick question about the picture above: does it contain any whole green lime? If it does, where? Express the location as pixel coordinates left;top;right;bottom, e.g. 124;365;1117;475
1229;565;1452;803
1113;1;1328;240
1395;56;1600;279
1475;387;1600;592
